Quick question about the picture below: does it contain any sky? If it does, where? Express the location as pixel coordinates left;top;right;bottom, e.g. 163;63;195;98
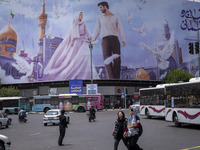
0;0;199;69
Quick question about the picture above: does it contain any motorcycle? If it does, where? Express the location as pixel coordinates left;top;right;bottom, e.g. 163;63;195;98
18;115;27;123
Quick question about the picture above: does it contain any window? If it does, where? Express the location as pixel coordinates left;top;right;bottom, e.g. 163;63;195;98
3;99;18;107
79;97;86;103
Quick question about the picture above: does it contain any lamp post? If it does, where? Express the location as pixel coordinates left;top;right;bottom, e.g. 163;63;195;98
89;41;93;84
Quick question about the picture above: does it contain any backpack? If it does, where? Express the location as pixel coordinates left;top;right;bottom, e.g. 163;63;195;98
136;115;143;137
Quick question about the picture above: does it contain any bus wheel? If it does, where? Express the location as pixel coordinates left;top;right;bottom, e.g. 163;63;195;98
77;106;85;112
173;113;181;127
5;109;10;115
44;107;50;113
145;109;151;119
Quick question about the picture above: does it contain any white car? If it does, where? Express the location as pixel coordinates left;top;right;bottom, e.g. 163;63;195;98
43;109;70;126
0;134;11;150
130;102;140;113
0;113;9;128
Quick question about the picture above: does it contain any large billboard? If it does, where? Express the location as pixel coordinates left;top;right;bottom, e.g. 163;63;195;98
0;0;199;84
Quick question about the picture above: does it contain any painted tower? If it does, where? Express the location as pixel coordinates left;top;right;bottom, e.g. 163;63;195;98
0;24;17;57
38;1;47;56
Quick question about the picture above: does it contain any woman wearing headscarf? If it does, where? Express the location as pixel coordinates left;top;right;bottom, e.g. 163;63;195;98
112;111;128;150
123;107;143;150
44;12;99;80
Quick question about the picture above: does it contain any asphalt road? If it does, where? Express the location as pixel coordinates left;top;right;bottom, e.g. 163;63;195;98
1;110;200;150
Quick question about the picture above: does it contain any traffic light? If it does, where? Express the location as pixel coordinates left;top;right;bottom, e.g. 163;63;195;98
189;42;194;54
195;42;199;54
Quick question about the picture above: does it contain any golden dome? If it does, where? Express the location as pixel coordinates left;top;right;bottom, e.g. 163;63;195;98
135;68;150;80
0;25;17;42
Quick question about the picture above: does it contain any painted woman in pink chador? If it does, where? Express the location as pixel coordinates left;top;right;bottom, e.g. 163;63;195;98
44;12;99;81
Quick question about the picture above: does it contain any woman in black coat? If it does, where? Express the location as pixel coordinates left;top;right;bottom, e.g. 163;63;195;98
112;111;128;150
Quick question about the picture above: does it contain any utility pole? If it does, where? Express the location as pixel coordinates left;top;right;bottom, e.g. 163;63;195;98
124;87;127;109
89;41;93;84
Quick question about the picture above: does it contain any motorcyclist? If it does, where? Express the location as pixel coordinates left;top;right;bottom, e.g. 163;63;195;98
18;108;27;122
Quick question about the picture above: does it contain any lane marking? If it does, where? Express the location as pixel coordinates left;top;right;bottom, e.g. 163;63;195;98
30;132;41;136
180;146;200;150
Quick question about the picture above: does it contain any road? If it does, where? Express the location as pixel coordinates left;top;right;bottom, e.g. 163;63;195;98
1;110;200;150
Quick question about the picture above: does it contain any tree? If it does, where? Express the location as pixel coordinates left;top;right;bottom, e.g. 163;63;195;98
162;69;195;83
0;86;20;97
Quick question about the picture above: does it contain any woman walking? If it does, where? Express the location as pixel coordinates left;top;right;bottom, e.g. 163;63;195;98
124;107;143;150
112;111;128;150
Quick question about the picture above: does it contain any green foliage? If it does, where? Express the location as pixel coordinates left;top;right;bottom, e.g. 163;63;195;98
0;86;20;97
162;69;195;83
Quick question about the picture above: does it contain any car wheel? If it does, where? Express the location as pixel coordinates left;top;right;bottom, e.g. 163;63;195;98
0;142;5;150
6;122;9;128
8;120;11;125
44;123;47;126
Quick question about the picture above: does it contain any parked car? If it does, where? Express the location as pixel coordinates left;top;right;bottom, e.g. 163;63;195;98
0;134;11;150
0;111;12;125
43;109;70;126
0;113;9;128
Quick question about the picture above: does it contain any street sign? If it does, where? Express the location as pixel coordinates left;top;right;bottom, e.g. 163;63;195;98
86;84;98;94
69;80;83;94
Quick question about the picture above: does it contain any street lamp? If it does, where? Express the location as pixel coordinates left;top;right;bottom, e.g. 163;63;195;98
88;40;93;84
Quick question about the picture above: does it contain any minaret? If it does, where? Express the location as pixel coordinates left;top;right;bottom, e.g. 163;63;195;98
38;1;47;56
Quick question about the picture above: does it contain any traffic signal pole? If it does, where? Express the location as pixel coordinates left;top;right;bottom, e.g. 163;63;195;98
124;87;126;109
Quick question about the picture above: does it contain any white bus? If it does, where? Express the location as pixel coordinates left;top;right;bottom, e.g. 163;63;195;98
140;84;172;119
165;78;200;126
0;97;30;114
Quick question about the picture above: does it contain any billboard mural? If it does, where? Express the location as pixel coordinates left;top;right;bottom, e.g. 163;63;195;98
0;0;199;84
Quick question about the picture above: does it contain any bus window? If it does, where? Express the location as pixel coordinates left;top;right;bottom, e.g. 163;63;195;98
79;97;86;103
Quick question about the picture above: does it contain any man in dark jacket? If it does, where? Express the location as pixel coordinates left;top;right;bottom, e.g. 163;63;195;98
112;111;128;150
58;109;68;146
89;106;96;119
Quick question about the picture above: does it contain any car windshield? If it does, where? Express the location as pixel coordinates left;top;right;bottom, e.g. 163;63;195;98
45;111;58;115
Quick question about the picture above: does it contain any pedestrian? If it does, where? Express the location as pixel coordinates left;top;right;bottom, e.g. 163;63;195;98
58;109;68;146
87;99;91;110
112;111;128;150
92;1;126;79
67;101;70;111
123;107;143;150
